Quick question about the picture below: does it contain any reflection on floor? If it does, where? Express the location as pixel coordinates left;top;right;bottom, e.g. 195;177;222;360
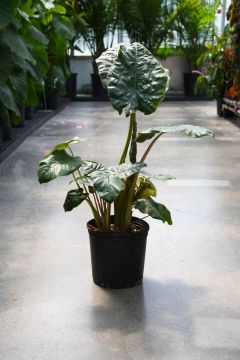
1;101;240;360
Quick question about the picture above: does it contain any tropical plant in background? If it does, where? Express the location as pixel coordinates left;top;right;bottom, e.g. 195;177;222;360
0;0;49;135
225;0;240;100
0;0;75;139
76;0;119;74
117;0;179;55
175;0;220;70
35;0;75;98
195;26;232;99
38;43;213;233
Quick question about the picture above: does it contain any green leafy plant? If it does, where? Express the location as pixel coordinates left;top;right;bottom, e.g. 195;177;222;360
175;0;219;71
195;26;232;99
38;42;213;232
76;0;118;74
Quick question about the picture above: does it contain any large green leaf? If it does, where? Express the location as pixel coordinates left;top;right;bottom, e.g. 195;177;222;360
80;161;106;176
89;172;125;203
29;25;49;45
9;70;28;105
0;42;13;84
135;197;172;225
3;29;36;64
97;42;169;116
107;162;146;178
0;84;20;115
0;0;14;30
63;189;88;212
38;150;83;184
137;124;214;143
53;15;75;40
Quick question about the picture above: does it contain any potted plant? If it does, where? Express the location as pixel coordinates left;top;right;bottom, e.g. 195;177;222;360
76;0;118;98
195;26;232;116
175;0;219;96
38;42;213;289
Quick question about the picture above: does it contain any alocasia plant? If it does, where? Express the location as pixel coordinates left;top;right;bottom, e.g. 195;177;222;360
38;42;213;232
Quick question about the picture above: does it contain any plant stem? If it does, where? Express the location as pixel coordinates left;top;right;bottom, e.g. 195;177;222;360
119;112;136;164
140;133;163;163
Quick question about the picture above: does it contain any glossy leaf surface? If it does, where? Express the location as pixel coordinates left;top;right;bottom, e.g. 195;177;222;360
38;150;82;184
137;124;214;143
97;42;169;116
89;172;125;203
108;162;146;178
135;197;172;224
64;189;88;212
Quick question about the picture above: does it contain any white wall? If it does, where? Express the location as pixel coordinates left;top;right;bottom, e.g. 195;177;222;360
70;55;190;92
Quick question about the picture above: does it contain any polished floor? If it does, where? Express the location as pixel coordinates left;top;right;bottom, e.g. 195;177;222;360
0;101;240;360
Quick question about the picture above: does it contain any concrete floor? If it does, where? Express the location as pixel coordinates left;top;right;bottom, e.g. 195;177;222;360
0;101;240;360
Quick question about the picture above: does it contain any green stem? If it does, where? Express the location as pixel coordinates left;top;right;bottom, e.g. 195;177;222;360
119;112;136;164
140;133;163;163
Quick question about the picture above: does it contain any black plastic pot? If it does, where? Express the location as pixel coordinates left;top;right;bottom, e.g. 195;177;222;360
183;73;199;96
91;74;108;99
25;107;35;120
66;73;77;99
46;90;60;109
87;217;149;289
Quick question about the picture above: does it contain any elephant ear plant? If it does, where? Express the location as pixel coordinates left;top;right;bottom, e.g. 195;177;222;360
38;42;213;233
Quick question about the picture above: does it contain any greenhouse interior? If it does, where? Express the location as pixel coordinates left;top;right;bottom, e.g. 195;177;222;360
1;1;240;359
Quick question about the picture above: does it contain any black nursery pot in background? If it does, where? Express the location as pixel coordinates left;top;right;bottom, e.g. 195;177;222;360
87;217;149;289
91;74;108;99
183;72;199;96
66;73;77;99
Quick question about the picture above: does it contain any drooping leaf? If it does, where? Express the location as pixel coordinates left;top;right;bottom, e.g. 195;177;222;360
9;70;28;105
3;29;36;64
0;0;14;30
50;137;80;152
97;42;169;116
29;25;49;45
53;15;75;40
107;162;146;178
134;177;157;201
135;197;172;225
137;124;214;143
140;170;175;181
0;42;13;84
0;84;20;115
38;150;82;184
63;189;88;212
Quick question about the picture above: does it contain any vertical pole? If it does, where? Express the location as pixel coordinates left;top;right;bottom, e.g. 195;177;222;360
221;0;227;34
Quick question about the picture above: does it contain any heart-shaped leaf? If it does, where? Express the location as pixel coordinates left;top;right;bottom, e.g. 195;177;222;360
137;124;214;143
97;42;169;116
135;197;172;225
89;172;125;203
63;189;88;212
38;150;82;184
107;162;146;178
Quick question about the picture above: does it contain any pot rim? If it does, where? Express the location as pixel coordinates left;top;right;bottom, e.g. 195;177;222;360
87;216;149;237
